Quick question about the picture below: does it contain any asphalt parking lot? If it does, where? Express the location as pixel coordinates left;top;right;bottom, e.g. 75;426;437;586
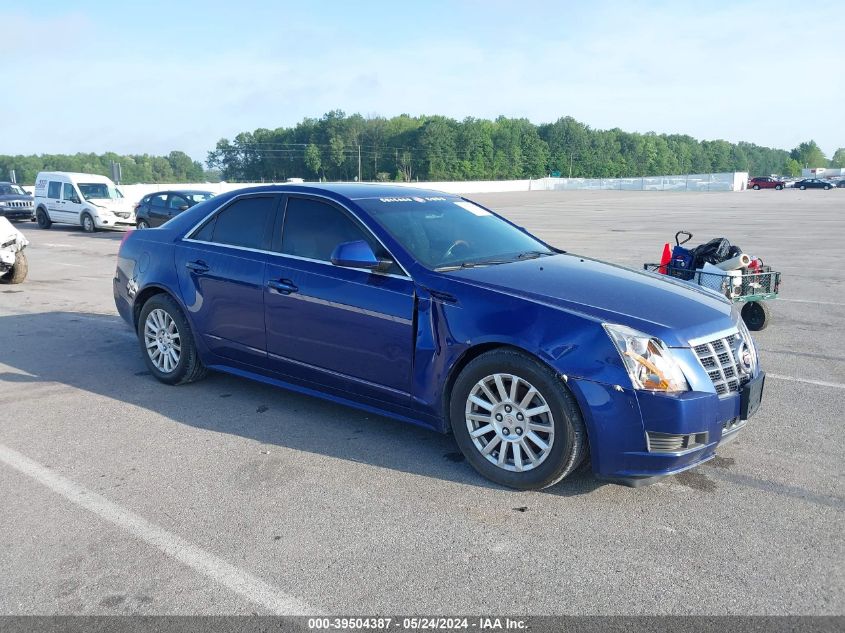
0;189;842;615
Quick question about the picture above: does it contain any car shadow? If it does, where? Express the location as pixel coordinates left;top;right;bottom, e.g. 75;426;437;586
0;311;609;497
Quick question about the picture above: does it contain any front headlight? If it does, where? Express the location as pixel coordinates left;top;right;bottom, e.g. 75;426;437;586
735;316;759;376
603;323;689;392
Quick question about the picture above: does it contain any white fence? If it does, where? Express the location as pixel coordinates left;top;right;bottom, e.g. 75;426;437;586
114;172;749;203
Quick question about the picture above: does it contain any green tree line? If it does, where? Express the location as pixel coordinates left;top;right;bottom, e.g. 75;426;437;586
4;114;842;185
0;151;207;185
207;111;844;182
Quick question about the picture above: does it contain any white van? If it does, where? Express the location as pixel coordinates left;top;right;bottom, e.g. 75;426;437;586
34;172;135;232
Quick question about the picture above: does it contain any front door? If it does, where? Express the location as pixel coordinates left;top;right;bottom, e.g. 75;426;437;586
263;195;415;406
175;193;279;366
62;182;83;225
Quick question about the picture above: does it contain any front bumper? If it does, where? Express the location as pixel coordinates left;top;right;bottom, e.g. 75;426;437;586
569;372;764;486
95;214;135;230
0;208;35;220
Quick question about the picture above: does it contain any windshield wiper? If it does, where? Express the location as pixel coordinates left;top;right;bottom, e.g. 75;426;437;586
516;250;554;260
435;251;555;272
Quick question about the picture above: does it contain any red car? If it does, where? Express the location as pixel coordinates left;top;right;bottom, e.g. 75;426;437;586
749;177;785;190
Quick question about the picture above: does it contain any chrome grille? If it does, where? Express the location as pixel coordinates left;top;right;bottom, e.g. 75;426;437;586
693;333;743;395
5;200;32;208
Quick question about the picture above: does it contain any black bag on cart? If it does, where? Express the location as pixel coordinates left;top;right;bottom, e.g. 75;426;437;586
690;238;742;270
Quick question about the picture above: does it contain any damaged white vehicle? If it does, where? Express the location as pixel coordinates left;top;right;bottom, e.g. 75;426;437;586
0;216;29;284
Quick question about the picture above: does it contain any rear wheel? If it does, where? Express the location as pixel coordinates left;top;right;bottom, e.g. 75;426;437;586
752;184;760;190
138;294;207;385
0;251;27;284
36;208;52;229
800;185;806;190
81;212;96;233
450;349;586;490
742;301;771;331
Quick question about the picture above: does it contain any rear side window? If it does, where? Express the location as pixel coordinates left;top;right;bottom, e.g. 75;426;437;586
48;182;61;198
202;196;275;250
150;193;168;208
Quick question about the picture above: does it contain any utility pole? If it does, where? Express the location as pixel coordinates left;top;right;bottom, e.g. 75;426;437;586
358;145;362;182
569;153;574;178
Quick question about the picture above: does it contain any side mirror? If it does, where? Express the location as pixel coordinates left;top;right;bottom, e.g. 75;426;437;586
330;240;391;272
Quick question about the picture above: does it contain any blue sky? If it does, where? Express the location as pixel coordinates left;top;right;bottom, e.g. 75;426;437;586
3;0;843;162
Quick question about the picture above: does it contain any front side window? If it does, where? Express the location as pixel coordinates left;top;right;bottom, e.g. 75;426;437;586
186;192;214;204
195;196;275;250
357;196;553;270
62;183;77;201
48;181;61;198
280;197;369;262
168;195;188;209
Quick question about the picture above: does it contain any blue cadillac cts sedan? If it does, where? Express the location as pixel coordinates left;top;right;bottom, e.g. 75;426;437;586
114;184;765;489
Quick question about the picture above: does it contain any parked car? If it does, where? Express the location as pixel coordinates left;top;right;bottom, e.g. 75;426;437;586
0;216;28;284
793;178;836;190
114;184;764;490
0;182;35;221
34;172;135;231
749;177;784;190
134;190;215;229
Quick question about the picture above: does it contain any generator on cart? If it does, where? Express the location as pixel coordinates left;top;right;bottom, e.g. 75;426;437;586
0;216;29;285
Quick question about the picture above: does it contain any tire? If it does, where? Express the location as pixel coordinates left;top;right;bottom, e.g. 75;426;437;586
450;349;586;490
137;294;208;385
741;301;771;332
800;185;806;190
824;185;831;190
752;184;760;190
775;185;783;190
0;251;28;284
81;212;96;233
137;219;150;230
36;208;52;229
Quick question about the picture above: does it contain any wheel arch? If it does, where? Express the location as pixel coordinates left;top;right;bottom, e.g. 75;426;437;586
133;284;177;329
441;342;588;438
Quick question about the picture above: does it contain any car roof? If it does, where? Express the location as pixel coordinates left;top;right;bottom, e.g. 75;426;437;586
37;172;115;183
223;182;460;201
147;189;213;195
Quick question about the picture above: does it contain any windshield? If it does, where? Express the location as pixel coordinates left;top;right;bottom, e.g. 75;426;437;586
357;196;554;270
78;182;123;200
0;184;27;196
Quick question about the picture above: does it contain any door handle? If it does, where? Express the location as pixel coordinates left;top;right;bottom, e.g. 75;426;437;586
185;260;210;274
267;279;298;295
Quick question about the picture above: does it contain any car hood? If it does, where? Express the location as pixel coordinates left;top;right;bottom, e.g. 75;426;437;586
0;194;33;202
88;198;133;213
446;253;736;346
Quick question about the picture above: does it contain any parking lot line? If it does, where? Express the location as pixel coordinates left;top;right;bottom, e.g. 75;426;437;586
767;374;845;390
0;443;313;616
778;298;845;306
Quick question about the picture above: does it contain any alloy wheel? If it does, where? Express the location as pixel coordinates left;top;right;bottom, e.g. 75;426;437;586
465;373;555;472
144;308;182;373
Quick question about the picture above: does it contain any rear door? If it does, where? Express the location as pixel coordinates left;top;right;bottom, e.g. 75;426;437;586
175;193;279;366
263;194;415;406
148;193;170;227
46;181;65;222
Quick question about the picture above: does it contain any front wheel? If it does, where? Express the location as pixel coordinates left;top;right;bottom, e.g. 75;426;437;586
450;349;586;490
800;185;806;190
742;301;771;331
824;185;831;190
137;219;150;230
81;212;96;233
775;185;783;190
0;251;28;284
36;208;52;229
138;294;208;385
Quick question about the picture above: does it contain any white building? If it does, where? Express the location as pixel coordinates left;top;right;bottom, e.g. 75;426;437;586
802;167;845;178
